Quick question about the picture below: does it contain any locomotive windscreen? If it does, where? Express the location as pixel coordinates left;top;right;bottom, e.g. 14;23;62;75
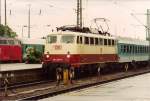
61;35;75;44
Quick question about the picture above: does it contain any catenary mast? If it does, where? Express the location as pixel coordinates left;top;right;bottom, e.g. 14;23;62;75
77;0;82;28
147;9;150;64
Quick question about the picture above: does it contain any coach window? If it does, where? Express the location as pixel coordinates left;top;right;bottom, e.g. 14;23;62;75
121;45;124;54
85;37;89;45
123;45;126;53
145;46;147;53
139;46;141;53
144;46;145;53
147;46;149;53
126;45;130;53
104;39;107;45
95;38;98;45
130;45;132;53
133;45;135;53
90;37;94;45
142;46;144;53
138;46;140;53
135;46;137;53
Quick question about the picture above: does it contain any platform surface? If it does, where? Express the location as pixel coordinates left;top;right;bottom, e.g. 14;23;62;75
40;73;150;101
0;63;42;71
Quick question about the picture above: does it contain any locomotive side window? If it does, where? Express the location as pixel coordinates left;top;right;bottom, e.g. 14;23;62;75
47;36;57;44
61;35;75;43
85;37;89;45
108;39;111;46
99;38;103;45
77;36;83;44
90;37;94;45
104;39;107;45
95;38;98;45
112;40;115;46
77;36;80;44
80;36;83;44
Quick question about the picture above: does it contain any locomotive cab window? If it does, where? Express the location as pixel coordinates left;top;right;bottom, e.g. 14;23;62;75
47;36;57;44
61;35;75;44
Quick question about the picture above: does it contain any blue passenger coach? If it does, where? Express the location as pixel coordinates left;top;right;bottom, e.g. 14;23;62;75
117;37;149;63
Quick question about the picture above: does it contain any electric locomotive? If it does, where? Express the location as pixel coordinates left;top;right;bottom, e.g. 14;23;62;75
0;37;22;62
42;26;119;78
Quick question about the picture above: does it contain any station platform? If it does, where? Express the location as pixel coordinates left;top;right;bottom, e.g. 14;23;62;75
1;68;150;101
0;63;42;72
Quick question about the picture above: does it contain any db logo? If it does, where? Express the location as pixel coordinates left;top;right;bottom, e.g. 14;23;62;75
54;45;62;50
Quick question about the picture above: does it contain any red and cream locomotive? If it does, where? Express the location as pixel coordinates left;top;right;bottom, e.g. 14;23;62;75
42;26;119;78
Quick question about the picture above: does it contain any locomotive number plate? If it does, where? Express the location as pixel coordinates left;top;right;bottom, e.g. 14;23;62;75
54;45;62;50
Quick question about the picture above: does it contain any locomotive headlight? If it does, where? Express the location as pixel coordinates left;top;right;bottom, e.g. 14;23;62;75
67;54;70;58
46;54;50;58
67;51;70;58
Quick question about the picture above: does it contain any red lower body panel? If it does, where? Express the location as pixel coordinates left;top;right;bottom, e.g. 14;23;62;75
0;45;22;62
44;54;118;65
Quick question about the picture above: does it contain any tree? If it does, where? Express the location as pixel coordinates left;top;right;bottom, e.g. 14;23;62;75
0;24;17;38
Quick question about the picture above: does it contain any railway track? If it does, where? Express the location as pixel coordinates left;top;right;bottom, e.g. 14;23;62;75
0;66;150;101
0;80;53;91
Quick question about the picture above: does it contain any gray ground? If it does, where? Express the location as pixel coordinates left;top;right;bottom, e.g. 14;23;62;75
40;73;150;101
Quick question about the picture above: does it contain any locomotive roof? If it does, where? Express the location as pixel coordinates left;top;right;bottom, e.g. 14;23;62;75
117;36;149;46
48;31;116;39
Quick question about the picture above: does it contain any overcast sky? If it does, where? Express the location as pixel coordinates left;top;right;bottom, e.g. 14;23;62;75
1;0;150;39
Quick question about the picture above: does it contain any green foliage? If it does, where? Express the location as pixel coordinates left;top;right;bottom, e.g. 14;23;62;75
24;47;43;63
0;24;17;38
